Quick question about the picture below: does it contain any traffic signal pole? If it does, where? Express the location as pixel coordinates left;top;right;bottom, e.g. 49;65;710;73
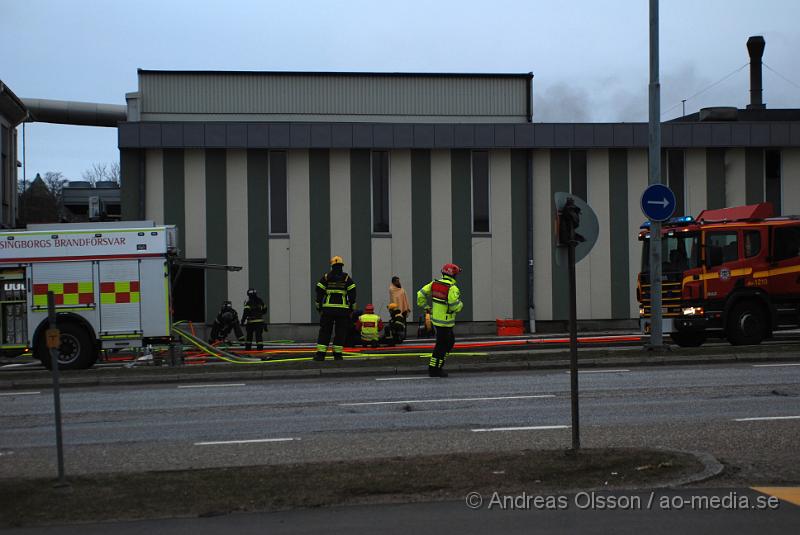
648;0;664;349
567;238;580;451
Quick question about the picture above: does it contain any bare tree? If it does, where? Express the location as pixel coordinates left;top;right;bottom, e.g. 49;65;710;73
108;162;120;185
81;163;107;187
43;171;68;201
81;162;120;186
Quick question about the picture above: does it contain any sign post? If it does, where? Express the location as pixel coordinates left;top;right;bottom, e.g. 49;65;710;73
555;194;599;452
641;184;676;349
47;292;68;488
647;0;667;350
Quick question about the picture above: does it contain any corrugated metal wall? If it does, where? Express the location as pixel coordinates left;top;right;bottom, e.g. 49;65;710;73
139;72;530;123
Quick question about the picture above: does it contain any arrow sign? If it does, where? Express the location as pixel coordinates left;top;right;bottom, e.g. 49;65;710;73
641;184;676;221
647;198;669;208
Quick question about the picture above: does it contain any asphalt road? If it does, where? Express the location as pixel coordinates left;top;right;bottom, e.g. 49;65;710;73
1;361;799;483
4;489;799;535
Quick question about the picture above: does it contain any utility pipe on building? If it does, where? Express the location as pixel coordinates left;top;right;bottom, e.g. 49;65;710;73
21;98;126;127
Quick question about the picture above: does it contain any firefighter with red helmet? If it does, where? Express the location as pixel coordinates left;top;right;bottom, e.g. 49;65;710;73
356;304;383;348
417;263;463;377
315;255;357;361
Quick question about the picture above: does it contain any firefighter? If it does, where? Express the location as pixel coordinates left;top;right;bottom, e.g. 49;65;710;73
382;302;407;346
241;288;266;351
357;304;383;348
209;300;244;344
315;255;357;361
417;263;463;377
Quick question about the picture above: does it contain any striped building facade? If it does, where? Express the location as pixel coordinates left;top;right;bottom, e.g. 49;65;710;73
121;143;800;326
119;71;800;328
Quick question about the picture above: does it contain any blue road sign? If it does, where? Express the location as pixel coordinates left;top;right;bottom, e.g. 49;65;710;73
640;184;676;221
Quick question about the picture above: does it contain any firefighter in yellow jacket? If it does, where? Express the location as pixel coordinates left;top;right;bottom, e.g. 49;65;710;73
417;263;463;377
356;304;383;348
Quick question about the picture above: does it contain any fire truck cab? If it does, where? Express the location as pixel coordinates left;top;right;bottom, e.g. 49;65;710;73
0;222;177;369
638;202;800;347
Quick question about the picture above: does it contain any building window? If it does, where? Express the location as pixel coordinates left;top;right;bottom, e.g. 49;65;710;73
269;151;288;234
371;151;390;233
765;149;781;216
667;150;685;217
472;150;490;233
569;150;587;202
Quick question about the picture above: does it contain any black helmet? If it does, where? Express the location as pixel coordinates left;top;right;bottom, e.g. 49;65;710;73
247;288;257;297
222;300;232;308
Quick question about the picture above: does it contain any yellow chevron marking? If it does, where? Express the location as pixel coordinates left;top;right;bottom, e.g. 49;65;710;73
751;487;800;506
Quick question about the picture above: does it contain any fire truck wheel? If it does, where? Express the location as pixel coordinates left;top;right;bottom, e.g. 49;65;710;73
670;332;706;347
40;323;97;370
726;302;766;346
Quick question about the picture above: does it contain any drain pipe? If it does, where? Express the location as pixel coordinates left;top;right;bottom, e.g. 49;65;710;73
21;98;126;127
527;149;536;333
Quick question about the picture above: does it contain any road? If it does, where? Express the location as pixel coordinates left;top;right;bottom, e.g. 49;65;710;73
1;361;799;483
4;489;799;535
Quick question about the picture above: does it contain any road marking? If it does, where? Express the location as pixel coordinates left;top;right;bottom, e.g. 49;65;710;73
472;425;569;433
752;487;800;506
734;415;800;422
565;369;630;374
178;383;246;389
0;391;40;397
752;363;800;367
0;363;40;369
375;377;432;381
340;394;555;407
194;438;299;446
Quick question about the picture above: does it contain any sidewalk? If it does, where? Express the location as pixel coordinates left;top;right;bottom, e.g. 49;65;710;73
1;340;798;390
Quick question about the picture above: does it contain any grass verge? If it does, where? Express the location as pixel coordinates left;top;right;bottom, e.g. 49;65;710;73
0;448;702;527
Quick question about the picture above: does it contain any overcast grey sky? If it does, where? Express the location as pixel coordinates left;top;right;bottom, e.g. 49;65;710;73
2;0;799;182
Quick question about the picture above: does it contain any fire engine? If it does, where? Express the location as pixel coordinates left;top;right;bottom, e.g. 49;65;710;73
0;222;177;369
638;202;800;347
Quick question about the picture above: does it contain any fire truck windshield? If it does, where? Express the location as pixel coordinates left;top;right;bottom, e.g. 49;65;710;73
641;232;699;273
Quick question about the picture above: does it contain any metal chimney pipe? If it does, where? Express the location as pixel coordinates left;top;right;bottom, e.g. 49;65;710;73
746;35;766;110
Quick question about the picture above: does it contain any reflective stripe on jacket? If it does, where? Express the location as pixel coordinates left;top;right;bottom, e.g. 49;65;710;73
242;297;266;323
416;275;463;327
358;313;383;341
316;271;357;310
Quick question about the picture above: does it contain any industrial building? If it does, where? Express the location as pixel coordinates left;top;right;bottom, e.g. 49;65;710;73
2;37;797;331
0;81;26;229
116;36;800;330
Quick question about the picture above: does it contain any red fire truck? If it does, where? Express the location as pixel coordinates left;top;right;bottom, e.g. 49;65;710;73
638;202;800;347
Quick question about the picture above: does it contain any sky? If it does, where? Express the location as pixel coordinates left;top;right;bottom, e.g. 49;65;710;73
2;0;799;182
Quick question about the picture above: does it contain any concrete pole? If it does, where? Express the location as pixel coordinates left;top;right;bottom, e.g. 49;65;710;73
648;0;664;349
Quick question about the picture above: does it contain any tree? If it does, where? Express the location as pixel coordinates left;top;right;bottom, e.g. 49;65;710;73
42;171;67;201
18;174;60;225
82;162;120;186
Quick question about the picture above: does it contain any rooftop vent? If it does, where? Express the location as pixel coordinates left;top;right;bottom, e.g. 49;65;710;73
699;107;738;122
